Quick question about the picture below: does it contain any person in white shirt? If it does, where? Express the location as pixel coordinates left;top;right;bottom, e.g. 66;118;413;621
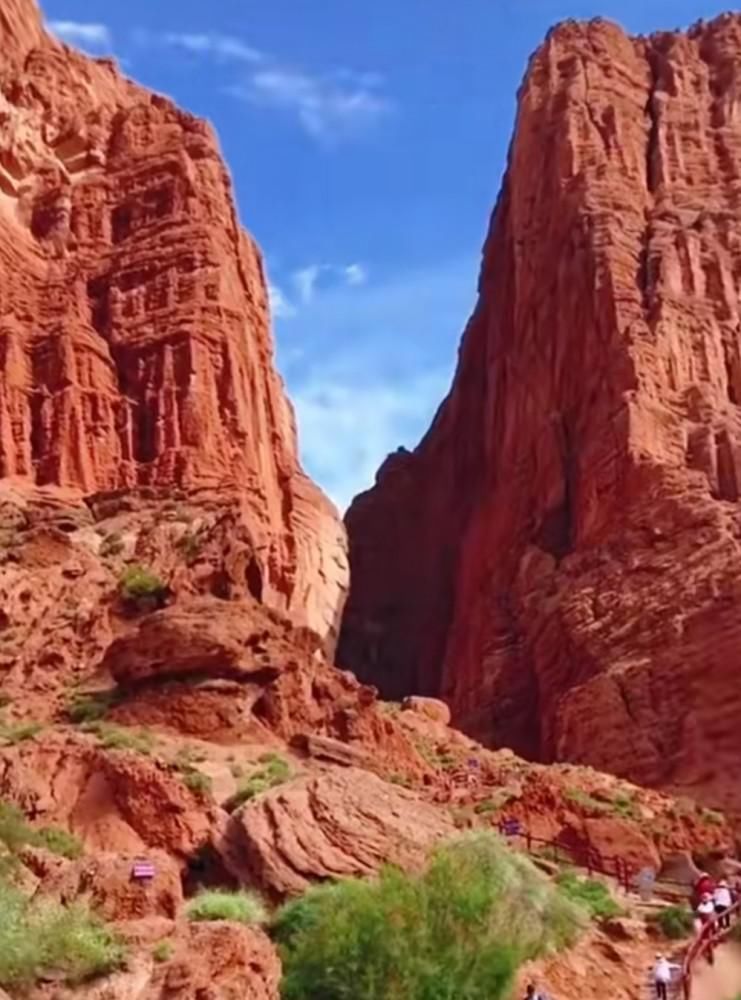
714;880;733;929
653;954;680;1000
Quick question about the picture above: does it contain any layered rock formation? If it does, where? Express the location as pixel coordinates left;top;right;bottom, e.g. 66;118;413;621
340;14;741;815
0;0;346;644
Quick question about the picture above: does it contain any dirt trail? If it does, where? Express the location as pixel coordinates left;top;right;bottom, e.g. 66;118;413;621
691;943;741;1000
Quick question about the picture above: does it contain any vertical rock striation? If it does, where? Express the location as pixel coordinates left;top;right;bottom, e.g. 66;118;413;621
0;0;347;644
340;15;741;812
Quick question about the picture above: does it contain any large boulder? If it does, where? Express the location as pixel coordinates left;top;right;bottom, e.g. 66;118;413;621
225;767;456;897
101;598;319;687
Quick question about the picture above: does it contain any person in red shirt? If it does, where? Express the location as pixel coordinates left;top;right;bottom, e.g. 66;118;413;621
693;872;715;906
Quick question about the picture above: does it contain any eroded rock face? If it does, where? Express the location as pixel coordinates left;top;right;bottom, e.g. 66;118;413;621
225;767;456;897
340;14;741;815
0;0;346;647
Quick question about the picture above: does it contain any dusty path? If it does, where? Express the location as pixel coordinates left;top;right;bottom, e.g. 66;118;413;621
691;942;741;1000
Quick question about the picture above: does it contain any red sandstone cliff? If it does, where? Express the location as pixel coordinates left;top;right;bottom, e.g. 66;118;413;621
0;0;346;644
339;14;741;817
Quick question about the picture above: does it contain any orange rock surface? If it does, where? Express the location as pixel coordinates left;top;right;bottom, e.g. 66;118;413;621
340;14;741;817
0;0;347;646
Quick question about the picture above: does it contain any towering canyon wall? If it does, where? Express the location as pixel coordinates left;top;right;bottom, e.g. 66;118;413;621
339;14;741;813
0;0;347;643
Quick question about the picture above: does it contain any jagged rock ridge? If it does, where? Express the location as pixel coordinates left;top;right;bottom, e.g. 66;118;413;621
0;0;346;644
339;13;741;817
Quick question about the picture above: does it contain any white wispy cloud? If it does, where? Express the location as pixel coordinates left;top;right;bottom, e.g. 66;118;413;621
293;265;323;305
49;20;113;51
243;67;391;141
344;263;367;287
277;257;477;509
292;368;450;511
162;32;263;63
287;262;368;307
268;283;297;320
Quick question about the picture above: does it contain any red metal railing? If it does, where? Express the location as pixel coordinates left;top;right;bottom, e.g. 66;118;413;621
681;898;741;999
496;820;634;890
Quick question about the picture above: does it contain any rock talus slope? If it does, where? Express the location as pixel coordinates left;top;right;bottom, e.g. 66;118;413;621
0;0;346;645
340;14;741;815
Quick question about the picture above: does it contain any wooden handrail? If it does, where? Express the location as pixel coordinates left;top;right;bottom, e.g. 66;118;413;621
681;898;741;999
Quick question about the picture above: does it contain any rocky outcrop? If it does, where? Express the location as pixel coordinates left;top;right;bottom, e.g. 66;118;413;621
225;768;456;897
339;14;741;816
0;0;346;646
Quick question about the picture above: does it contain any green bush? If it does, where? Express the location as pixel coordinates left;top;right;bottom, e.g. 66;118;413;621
82;722;154;755
564;788;610;814
152;940;173;963
229;754;292;810
0;802;84;861
68;691;117;724
186;890;266;926
0;879;123;987
274;832;585;1000
182;769;212;796
611;794;638;819
119;565;167;602
555;870;622;920
0;721;42;745
34;826;83;860
701;808;724;826
650;904;695;940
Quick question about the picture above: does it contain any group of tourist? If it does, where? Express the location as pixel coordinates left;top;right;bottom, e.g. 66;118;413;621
693;871;737;931
651;869;739;996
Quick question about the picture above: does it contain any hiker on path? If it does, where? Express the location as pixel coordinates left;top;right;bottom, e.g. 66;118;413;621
694;871;714;903
525;983;550;1000
696;892;715;926
523;984;550;1000
652;954;680;1000
713;880;733;929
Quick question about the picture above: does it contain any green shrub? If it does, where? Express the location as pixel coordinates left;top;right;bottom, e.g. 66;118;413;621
152;940;173;963
0;721;42;745
0;879;123;987
67;691;117;724
474;799;498;815
0;802;84;861
182;770;212;796
611;794;638;819
650;904;695;940
564;788;610;814
186;890;266;926
229;754;291;810
555;870;622;920
274;832;585;1000
701;808;724;826
82;722;154;755
34;826;83;860
119;565;167;602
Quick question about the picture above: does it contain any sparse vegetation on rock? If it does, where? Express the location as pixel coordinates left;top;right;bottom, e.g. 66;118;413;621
555;870;622;920
229;753;292;810
118;565;167;604
650;904;695;940
0;879;124;987
186;889;266;926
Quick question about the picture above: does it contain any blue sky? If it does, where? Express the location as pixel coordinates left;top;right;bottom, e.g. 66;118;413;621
41;0;728;509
